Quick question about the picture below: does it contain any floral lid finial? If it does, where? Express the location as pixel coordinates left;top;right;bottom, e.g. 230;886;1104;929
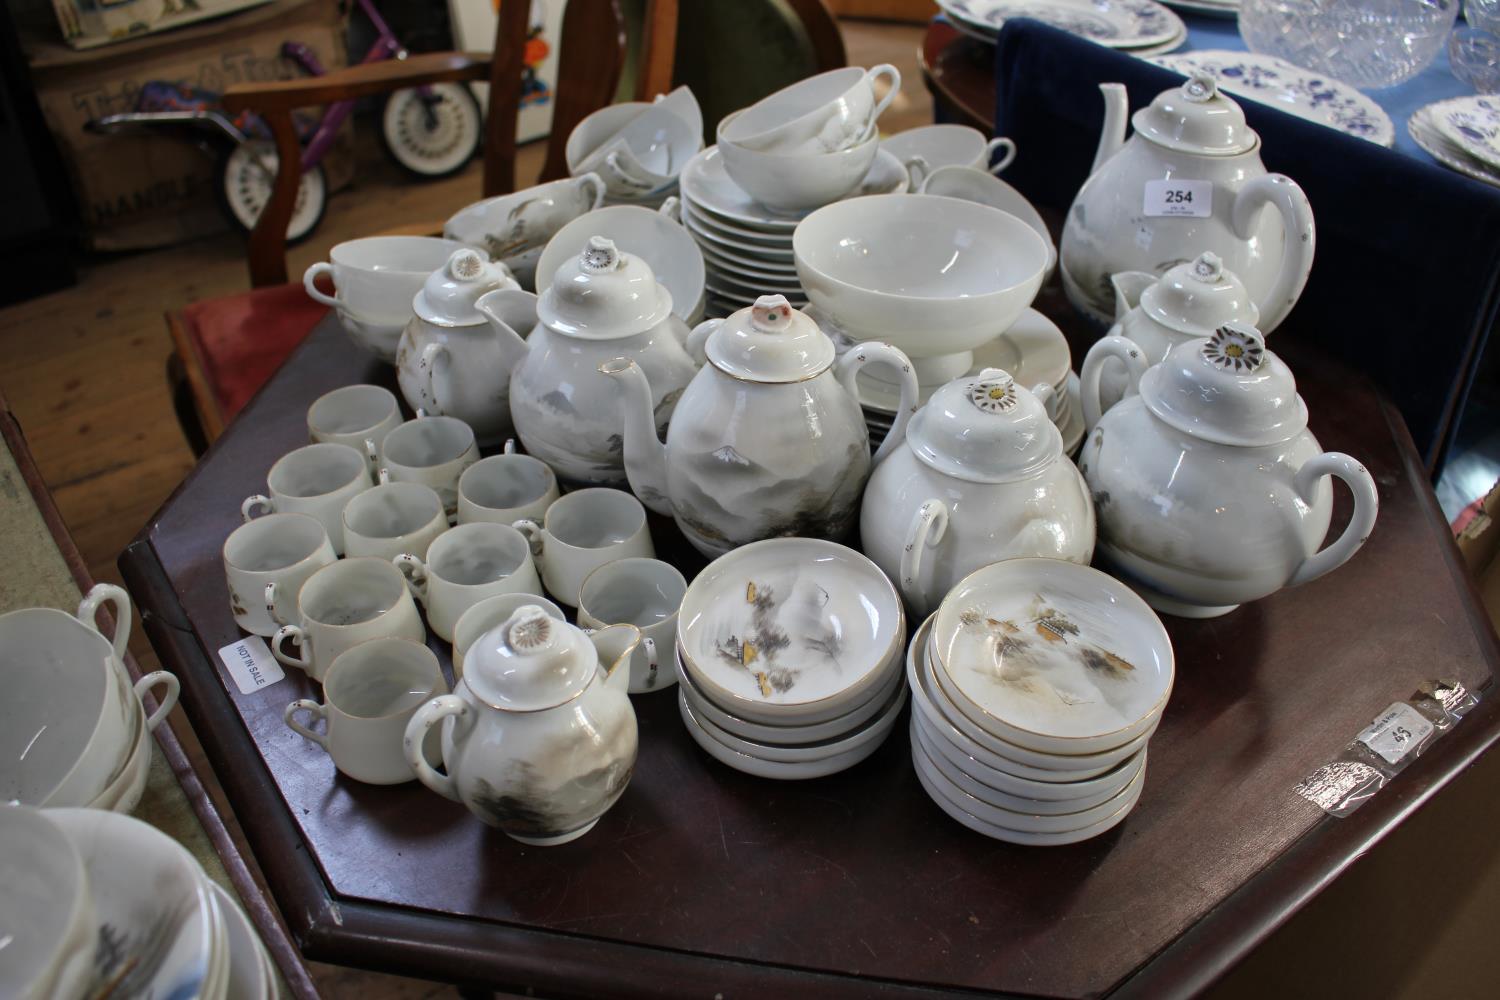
580;236;623;274
966;371;1020;413
1202;322;1266;373
749;294;795;333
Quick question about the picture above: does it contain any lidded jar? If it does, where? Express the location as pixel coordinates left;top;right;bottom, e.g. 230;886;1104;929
861;368;1095;615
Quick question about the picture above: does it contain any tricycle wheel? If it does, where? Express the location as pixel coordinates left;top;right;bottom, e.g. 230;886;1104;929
381;83;482;179
216;140;327;245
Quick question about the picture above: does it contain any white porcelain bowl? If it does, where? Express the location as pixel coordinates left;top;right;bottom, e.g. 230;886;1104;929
919;164;1057;275
676;538;905;726
443;175;606;288
536;205;705;324
0;805;97;1000
88;702;152;814
716;118;880;212
794;194;1048;356
719;66;897;154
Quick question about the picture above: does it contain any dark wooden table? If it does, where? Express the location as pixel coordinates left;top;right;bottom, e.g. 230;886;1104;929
921;20;994;132
118;291;1500;998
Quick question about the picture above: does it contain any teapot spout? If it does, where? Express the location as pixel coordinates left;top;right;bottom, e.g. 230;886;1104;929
474;288;538;369
587;623;642;694
598;357;673;516
1092;83;1129;177
1110;271;1156;321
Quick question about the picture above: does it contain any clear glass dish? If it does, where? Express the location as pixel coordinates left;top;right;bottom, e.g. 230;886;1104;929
1238;0;1460;90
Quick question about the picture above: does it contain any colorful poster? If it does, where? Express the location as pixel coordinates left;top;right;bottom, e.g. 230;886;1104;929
446;0;564;142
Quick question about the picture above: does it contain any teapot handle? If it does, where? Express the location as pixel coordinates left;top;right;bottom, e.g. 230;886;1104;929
900;499;949;617
404;694;470;802
1231;174;1315;334
417;342;449;417
837;341;919;464
685;318;722;366
77;582;132;662
1287;453;1379;588
1080;335;1149;431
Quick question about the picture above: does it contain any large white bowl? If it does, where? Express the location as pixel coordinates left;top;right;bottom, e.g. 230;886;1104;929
793;194;1048;355
919;164;1057;275
0;805;97;1000
536;205;705;325
717;114;880;213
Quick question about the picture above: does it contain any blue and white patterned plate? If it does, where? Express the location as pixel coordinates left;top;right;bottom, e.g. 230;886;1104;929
1428;95;1500;172
1150;51;1395;147
1409;105;1500;189
940;0;1184;49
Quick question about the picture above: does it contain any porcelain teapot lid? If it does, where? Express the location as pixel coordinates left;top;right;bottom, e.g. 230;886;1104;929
905;368;1061;483
413;249;516;327
1137;252;1260;336
464;605;599;712
536;236;674;339
1139;322;1308;447
1132;72;1257;156
706;295;835;382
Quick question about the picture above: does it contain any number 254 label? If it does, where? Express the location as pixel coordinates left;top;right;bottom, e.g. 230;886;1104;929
1144;179;1212;218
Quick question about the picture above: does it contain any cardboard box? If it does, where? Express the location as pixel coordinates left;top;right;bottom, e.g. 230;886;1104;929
51;0;274;51
19;0;353;251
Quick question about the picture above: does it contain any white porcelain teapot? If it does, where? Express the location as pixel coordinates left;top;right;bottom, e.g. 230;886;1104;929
1059;73;1315;334
475;236;700;487
861;368;1094;616
603;294;918;557
1084;250;1261;426
403;605;640;845
395;249;528;447
1078;322;1378;618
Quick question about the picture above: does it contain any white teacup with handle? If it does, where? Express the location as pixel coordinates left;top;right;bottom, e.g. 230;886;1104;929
222;511;336;636
393;522;542;642
271;558;426;682
242;442;372;556
307;384;403;473
511;488;654;607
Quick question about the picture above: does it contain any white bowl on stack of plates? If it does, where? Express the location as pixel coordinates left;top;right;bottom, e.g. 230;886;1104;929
674;538;908;779
909;558;1174;844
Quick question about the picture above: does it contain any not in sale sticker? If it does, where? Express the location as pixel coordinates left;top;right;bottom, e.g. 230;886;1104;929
218;635;285;695
1144;178;1212;218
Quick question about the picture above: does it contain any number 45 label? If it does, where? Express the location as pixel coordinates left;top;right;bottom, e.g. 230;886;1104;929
1144;178;1212;218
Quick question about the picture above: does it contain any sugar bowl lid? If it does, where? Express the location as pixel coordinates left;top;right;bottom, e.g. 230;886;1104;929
414;248;515;327
1132;72;1257;156
1139;322;1308;447
464;605;599;712
705;295;835;382
1138;252;1260;336
905;368;1062;483
537;236;674;339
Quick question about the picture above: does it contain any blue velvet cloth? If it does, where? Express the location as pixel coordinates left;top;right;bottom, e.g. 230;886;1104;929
990;20;1500;470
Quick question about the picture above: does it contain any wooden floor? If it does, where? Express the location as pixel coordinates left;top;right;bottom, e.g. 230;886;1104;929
0;18;931;999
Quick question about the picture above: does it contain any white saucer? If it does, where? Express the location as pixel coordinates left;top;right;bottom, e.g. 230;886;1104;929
680;200;796;252
681;146;909;231
679;692;899;779
939;0;1184;49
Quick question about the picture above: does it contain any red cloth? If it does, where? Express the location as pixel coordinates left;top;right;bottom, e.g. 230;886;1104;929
178;283;327;427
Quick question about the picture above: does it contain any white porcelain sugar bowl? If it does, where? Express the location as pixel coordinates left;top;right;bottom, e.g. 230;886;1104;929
477;236;699;487
1060;73;1314;334
604;294;918;557
861;368;1095;616
404;606;640;845
395;249;527;446
1078;323;1379;618
1084;251;1261;426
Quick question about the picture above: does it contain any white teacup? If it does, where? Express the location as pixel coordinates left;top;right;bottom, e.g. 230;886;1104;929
577;557;686;694
393;522;542;641
307;384;403;471
302;236;474;361
717;119;880;213
451;592;565;679
883;125;1017;181
457;442;560;525
222;512;336;636
720;65;900;154
380;414;480;516
283;637;448;784
242;443;372;557
342;481;447;562
271;558;426;682
442;175;606;289
512;488;654;606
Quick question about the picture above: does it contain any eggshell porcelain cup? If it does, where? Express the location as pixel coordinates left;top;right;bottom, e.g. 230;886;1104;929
578;557;686;694
394;522;542;642
341;480;448;563
222;511;336;636
379;413;480;517
271;557;426;682
241;442;372;557
511;488;655;606
457;443;560;526
307;384;403;472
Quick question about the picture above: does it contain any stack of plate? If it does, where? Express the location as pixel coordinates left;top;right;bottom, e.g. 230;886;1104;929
673;539;908;779
908;558;1174;845
1160;0;1237;17
9;806;280;1000
837;308;1085;455
1411;96;1500;189
939;0;1187;57
678;146;911;318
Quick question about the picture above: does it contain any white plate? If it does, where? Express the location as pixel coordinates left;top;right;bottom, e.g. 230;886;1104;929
930;559;1174;755
1428;95;1500;172
1151;51;1395;147
679;693;896;779
46;808;218;1000
704;267;805;299
704;283;808;309
681;678;908;764
1409;109;1500;188
210;882;273;1000
681;146;909;231
699;242;799;277
680;200;796;251
939;0;1184;49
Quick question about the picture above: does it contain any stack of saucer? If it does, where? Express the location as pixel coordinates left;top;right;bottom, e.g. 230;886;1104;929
1411;96;1500;189
909;558;1174;844
674;538;908;779
7;805;280;1000
939;0;1187;56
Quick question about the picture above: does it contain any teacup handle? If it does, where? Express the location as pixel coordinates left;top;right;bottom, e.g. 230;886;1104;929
264;582;292;629
363;437;380;473
900;499;949;616
904;154;931;190
283;699;329;750
1080;335;1149;431
986;137;1017;175
241;495;275;521
76;582;132;662
133;671;180;732
1288;453;1380;588
272;624;313;673
417;342;448;416
302;262;340;309
642;636;659;689
377;467;393;485
404;695;471;801
393;553;430;602
837;341;919;464
603;149;654;191
685;318;722;365
866;63;902;124
502;438;517;455
658;196;682;224
512;518;545;558
575;171;606;210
